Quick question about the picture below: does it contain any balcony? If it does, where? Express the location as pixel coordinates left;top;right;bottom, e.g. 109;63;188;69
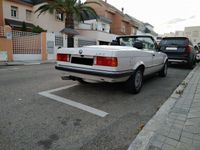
78;23;92;30
76;29;117;43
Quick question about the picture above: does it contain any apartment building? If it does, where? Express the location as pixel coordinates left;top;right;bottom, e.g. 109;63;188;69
175;31;184;37
164;26;200;45
0;0;119;46
85;0;139;35
184;26;200;45
1;0;67;32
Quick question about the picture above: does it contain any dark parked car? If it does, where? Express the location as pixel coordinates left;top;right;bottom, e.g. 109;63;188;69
159;37;196;68
194;45;200;62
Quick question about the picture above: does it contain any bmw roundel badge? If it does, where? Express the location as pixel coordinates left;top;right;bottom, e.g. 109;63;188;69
79;49;83;55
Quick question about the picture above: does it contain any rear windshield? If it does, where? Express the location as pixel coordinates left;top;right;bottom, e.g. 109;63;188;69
160;38;188;46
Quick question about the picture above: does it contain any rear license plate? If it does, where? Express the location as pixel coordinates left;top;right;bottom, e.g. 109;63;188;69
71;57;94;66
166;47;177;50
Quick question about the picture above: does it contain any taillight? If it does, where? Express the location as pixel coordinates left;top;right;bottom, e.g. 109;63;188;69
57;54;70;62
95;56;118;67
186;46;192;53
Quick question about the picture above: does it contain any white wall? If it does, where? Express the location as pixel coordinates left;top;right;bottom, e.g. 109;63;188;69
46;32;67;60
33;3;65;32
76;29;117;43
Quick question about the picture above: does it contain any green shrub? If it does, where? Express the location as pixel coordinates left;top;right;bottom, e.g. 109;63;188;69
32;25;47;33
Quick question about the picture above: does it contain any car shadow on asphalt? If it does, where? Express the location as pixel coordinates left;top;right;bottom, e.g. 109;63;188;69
168;63;193;70
77;75;161;95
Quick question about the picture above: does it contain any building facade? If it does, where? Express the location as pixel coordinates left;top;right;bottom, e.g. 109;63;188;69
163;26;200;45
85;0;139;35
184;26;200;45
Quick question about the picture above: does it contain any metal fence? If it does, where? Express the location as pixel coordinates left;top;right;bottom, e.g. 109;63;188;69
12;30;41;54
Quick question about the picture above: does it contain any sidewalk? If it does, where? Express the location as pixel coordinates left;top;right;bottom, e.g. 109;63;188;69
0;60;55;66
128;64;200;150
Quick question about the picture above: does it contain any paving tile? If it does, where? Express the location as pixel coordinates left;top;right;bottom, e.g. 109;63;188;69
193;127;200;134
168;115;177;120
192;141;200;150
190;107;200;112
193;134;200;141
171;107;189;115
150;140;163;149
148;145;162;150
181;131;194;139
188;112;200;118
161;144;176;150
168;131;181;140
176;116;187;122
185;120;194;126
151;134;166;143
171;124;184;131
186;118;200;125
191;104;200;109
180;137;193;144
184;126;200;134
157;129;170;137
183;126;196;134
176;142;190;150
164;137;178;147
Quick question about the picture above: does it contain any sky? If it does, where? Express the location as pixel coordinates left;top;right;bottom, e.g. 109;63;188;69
82;0;200;34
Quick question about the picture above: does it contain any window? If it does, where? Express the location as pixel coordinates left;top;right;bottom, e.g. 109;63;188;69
55;35;63;47
26;10;32;21
121;25;125;33
56;12;64;21
131;27;136;35
11;6;18;18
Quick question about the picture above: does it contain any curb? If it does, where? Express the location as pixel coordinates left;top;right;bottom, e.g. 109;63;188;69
128;65;199;150
0;62;7;66
5;61;55;66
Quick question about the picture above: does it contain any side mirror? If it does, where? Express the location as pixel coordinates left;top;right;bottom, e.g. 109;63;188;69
133;41;143;49
110;40;119;45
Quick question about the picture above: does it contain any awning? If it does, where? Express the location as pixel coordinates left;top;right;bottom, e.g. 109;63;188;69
60;28;79;35
5;18;35;29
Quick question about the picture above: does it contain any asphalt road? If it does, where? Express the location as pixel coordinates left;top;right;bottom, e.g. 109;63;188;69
0;64;190;150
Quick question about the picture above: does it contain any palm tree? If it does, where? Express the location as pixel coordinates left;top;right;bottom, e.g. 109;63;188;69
35;0;98;47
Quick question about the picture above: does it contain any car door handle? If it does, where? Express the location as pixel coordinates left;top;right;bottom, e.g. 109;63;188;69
152;54;155;56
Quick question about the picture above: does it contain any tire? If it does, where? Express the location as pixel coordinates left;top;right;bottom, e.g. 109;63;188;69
159;62;168;77
125;68;143;94
188;60;196;69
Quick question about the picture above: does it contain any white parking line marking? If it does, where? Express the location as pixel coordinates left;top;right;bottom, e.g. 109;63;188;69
39;84;109;118
42;84;79;93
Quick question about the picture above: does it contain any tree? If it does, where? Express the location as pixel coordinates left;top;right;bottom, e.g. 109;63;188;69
35;0;98;47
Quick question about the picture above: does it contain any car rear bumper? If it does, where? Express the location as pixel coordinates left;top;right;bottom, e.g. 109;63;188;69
55;64;133;82
168;59;188;63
